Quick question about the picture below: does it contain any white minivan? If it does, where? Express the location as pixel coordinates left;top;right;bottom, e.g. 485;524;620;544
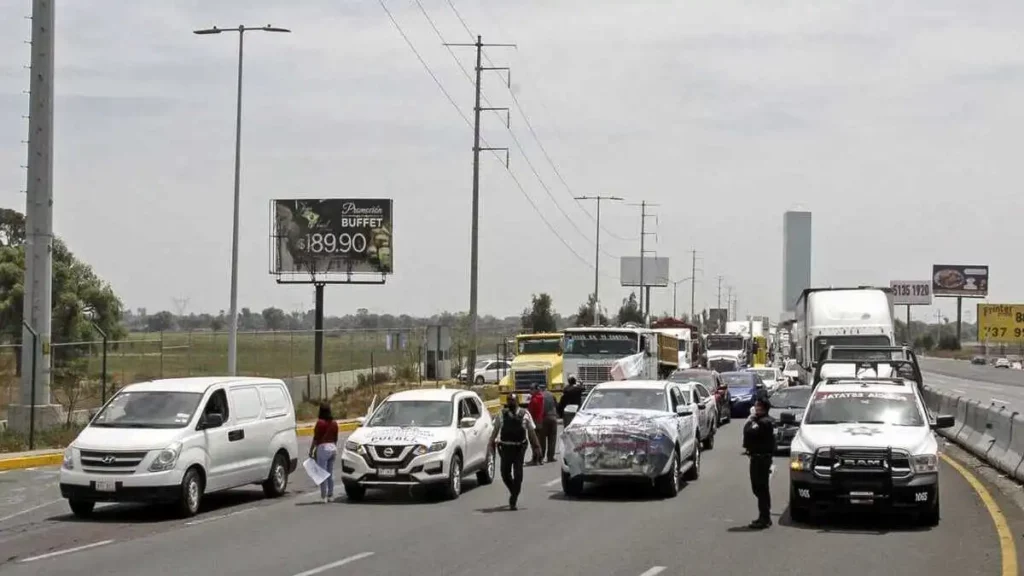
59;377;299;518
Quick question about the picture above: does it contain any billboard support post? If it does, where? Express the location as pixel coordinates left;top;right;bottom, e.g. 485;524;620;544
930;265;989;347
314;283;325;375
890;280;934;345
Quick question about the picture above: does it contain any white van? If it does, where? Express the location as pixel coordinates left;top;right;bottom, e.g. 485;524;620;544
59;377;299;518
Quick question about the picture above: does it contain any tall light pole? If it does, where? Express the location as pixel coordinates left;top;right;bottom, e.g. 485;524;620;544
671;277;693;318
575;195;623;325
194;24;291;376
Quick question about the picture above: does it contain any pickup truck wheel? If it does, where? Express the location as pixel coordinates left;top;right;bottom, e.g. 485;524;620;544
683;442;700;481
788;485;810;523
343;480;366;502
655;450;681;498
561;471;584;497
476;447;496;485
920;492;940;527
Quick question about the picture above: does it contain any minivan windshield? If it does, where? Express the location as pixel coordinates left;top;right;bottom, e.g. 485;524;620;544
803;390;924;427
91;391;204;429
583;388;667;412
368;400;453;427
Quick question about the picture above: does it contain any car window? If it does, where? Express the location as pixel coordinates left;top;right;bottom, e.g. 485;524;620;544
229;386;262;424
695;384;710;400
203;389;230;423
670;387;684;410
462;397;482;418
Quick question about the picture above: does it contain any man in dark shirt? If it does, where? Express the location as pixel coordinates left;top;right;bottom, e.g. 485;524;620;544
490;394;541;510
742;397;776;529
557;375;584;427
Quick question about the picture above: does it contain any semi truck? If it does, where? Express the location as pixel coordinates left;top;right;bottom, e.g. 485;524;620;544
793;286;896;383
562;326;678;393
497;332;565;404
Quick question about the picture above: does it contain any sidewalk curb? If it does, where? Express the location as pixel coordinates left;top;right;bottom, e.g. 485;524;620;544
0;400;500;471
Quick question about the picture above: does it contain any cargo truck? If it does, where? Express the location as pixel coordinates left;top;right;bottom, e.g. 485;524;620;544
497;332;565;404
562;327;678;393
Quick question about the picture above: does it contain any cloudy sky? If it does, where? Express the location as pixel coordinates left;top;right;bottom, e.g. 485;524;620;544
1;0;1022;322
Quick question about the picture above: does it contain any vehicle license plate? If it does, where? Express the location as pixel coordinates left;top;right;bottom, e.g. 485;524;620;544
378;468;396;478
95;480;116;492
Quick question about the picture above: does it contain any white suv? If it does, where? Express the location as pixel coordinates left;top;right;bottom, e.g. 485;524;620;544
340;389;495;500
782;380;954;526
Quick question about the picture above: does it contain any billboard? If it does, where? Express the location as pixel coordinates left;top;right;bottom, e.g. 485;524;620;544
889;280;932;306
931;264;988;297
977;304;1024;343
620;257;670;287
782;211;812;312
272;199;393;275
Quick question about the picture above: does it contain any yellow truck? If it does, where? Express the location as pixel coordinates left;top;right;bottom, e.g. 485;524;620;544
497;332;565;404
753;335;768;367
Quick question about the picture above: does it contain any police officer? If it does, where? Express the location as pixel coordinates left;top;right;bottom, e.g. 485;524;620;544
489;393;541;510
742;397;776;529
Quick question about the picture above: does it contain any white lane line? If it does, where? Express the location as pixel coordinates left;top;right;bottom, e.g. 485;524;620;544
991;398;1009;405
0;498;63;523
19;539;115;563
291;552;375;576
638;567;666;576
184;507;256;526
544;478;561;487
952;389;966;394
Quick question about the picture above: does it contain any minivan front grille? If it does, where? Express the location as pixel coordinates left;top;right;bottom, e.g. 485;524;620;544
79;449;149;475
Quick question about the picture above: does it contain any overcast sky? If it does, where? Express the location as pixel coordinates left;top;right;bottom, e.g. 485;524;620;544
1;0;1022;322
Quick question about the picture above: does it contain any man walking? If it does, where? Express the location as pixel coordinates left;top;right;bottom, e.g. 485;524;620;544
490;393;541;510
539;386;560;463
742;397;776;529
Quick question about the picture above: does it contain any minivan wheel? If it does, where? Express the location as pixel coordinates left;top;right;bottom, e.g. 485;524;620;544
262;453;289;498
177;468;203;518
69;499;95;518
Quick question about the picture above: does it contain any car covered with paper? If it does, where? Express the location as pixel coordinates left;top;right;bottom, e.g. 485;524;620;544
339;389;495;501
560;381;700;498
783;381;954;526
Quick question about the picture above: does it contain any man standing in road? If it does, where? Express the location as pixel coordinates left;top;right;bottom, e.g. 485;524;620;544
557;375;584;427
539;385;560;463
490;394;541;510
742;397;776;529
527;385;545;465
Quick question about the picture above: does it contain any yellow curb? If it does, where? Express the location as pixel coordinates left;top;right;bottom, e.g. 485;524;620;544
941;452;1018;576
0;452;63;471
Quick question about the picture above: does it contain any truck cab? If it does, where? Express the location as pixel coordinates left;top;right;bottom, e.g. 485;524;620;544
497;332;564;404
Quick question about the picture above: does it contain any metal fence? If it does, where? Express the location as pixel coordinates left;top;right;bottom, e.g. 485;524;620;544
0;327;513;431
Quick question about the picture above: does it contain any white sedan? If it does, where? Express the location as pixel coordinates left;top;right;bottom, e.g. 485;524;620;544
747;367;787;392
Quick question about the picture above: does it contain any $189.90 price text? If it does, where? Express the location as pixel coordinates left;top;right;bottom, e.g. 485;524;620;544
300;232;368;254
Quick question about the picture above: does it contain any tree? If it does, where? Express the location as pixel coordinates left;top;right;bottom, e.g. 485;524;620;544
521;293;557;333
574;293;608;326
146;311;176;332
0;208;126;377
617;292;643;325
262;307;288;330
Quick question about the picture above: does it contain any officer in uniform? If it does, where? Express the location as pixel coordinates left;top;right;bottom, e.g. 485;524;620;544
742;397;776;529
490;393;541;510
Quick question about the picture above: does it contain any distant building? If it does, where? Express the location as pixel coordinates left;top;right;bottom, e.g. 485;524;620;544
782;210;812;313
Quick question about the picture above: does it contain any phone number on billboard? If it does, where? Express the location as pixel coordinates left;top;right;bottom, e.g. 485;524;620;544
982;326;1024;339
300;233;368;254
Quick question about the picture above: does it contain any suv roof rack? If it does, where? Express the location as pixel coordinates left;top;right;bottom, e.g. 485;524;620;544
812;345;922;392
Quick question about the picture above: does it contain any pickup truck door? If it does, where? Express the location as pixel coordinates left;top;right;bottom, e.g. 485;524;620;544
670;386;696;456
694;384;714;433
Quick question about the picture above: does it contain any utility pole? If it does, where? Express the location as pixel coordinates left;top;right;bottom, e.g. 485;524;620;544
575;195;623;326
726;286;733;322
444;35;514;385
629;201;659;324
689;249;701;321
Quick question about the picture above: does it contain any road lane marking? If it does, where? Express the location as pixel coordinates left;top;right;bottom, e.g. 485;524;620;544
0;498;63;523
19;539;115;563
184;507;256;526
941;453;1017;576
544;478;561;487
291;551;375;576
638;567;666;576
991;398;1008;405
953;389;966;395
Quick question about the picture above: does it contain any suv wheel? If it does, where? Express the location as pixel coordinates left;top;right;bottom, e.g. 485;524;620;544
343;480;366;502
683;442;700;481
476;447;496;485
442;454;463;500
703;423;716;450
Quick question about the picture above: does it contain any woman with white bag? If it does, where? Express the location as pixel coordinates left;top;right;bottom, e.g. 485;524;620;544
309;402;339;503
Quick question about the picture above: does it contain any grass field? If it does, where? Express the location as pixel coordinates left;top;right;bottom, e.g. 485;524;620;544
0;328;510;423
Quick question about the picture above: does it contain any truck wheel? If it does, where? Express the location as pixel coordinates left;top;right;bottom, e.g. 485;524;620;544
655;449;681;498
561;471;584;497
788;485;811;523
920;492;940;527
69;500;95;518
703;423;716;450
683;442;700;481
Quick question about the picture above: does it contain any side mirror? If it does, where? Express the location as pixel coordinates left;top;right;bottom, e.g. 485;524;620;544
675;405;692;417
355;416;367;426
697;402;706;410
564;405;579;415
932;414;955;430
200;412;224;430
779;412;800;426
459;417;477;428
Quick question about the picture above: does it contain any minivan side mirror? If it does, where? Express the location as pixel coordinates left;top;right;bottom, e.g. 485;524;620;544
932;414;955;430
779;412;799;426
199;412;224;430
564;404;579;415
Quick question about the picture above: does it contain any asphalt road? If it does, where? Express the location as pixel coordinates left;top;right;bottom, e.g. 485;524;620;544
1;422;1017;576
921;357;1024;410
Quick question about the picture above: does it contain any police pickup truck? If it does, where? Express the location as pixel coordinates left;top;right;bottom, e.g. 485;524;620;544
782;350;954;526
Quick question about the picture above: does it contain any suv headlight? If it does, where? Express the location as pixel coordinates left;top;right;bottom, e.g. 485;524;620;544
344;440;366;455
148;442;182;472
790;451;813;472
912;454;938;474
62;447;75;470
414;441;448;456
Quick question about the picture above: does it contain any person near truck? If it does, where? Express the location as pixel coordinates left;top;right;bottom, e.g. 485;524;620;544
742;397;776;529
557;375;584;427
527;385;545;465
539;386;560;463
490;393;541;510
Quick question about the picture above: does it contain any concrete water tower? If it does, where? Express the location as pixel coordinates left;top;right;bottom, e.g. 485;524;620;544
782;208;812;314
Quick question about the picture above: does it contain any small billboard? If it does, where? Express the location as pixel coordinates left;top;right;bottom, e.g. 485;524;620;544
889;280;933;306
620;257;670;287
931;265;988;298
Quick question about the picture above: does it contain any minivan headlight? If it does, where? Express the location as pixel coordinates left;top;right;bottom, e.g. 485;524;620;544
790;451;813;472
148;442;182;472
62;447;74;470
912;454;938;474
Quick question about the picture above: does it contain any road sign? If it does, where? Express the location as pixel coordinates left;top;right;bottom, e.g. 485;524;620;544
977;304;1024;343
889;281;932;306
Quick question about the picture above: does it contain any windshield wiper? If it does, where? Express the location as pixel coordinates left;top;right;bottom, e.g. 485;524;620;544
854;420;886;424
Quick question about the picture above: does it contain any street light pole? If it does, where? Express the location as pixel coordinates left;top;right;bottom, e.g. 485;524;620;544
672;277;693;318
575;195;623;326
194;24;290;376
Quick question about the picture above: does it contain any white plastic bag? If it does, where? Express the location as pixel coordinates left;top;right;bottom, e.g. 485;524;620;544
302;457;331;486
